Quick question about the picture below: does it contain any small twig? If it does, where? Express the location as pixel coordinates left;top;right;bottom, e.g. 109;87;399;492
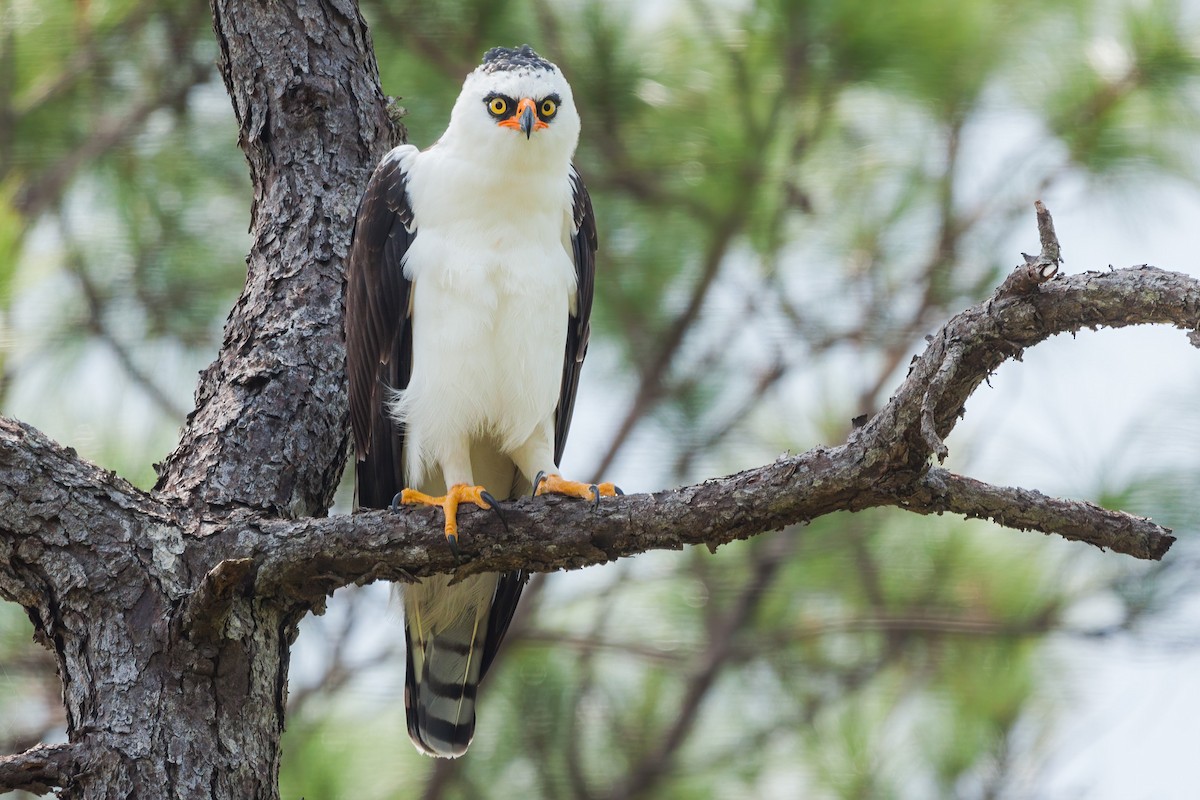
1034;199;1062;267
998;200;1063;296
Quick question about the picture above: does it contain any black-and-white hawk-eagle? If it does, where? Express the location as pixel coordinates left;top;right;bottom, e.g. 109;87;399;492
345;45;616;758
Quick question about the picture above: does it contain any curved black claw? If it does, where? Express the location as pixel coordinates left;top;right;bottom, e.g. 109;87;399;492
532;470;547;498
614;485;625;496
389;492;404;512
479;490;509;533
445;533;462;563
590;484;601;508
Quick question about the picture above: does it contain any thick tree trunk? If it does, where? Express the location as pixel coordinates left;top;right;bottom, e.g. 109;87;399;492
154;0;395;518
47;564;300;798
1;420;306;799
10;2;398;798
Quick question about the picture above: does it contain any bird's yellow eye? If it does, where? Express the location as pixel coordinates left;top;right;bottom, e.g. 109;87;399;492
488;97;508;116
540;99;557;118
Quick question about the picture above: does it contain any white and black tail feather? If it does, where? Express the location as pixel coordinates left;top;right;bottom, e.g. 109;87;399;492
403;571;526;757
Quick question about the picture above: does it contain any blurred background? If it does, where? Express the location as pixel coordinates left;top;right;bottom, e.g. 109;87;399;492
2;0;1200;797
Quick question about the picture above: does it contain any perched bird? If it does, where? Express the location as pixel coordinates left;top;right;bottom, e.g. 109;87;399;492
345;45;617;758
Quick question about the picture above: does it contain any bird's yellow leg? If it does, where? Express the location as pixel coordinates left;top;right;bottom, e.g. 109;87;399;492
399;484;496;549
533;473;622;505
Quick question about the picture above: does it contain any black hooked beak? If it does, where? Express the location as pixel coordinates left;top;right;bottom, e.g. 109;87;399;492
519;101;536;139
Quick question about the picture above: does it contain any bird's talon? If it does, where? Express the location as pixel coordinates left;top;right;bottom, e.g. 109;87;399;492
532;470;547;498
480;491;510;532
389;492;403;512
614;485;625;496
396;484;495;552
590;484;600;508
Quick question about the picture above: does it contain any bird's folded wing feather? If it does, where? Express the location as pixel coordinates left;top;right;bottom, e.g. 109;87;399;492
345;148;417;509
554;165;598;465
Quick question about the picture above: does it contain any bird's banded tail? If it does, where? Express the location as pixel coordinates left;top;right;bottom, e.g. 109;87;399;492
402;567;527;758
404;617;486;758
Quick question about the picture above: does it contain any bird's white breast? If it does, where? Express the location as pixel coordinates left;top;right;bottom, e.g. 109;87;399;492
391;146;577;481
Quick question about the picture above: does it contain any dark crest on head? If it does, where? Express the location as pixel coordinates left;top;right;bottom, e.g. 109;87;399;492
480;44;554;74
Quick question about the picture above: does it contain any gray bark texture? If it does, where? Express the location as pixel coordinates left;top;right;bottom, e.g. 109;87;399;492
0;2;1197;798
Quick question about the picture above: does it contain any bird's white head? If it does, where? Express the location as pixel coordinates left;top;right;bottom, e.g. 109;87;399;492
443;45;581;169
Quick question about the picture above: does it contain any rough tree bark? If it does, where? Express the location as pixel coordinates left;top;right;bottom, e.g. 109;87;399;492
0;2;1196;799
1;1;395;797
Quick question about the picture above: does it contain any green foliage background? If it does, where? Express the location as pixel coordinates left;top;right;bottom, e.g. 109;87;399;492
2;0;1200;797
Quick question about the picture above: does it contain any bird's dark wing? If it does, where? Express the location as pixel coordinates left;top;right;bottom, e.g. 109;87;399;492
554;165;598;465
345;151;416;510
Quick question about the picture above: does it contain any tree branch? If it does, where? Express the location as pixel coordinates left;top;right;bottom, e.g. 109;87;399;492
228;261;1194;608
998;199;1062;296
3;258;1191;618
910;468;1172;559
0;417;173;606
246;441;1171;610
0;742;83;795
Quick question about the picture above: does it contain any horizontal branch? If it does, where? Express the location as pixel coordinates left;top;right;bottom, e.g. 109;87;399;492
1;263;1195;619
244;451;1173;608
235;262;1196;607
0;742;81;795
242;444;873;604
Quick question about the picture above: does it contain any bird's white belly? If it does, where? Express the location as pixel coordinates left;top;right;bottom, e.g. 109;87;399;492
393;235;573;480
